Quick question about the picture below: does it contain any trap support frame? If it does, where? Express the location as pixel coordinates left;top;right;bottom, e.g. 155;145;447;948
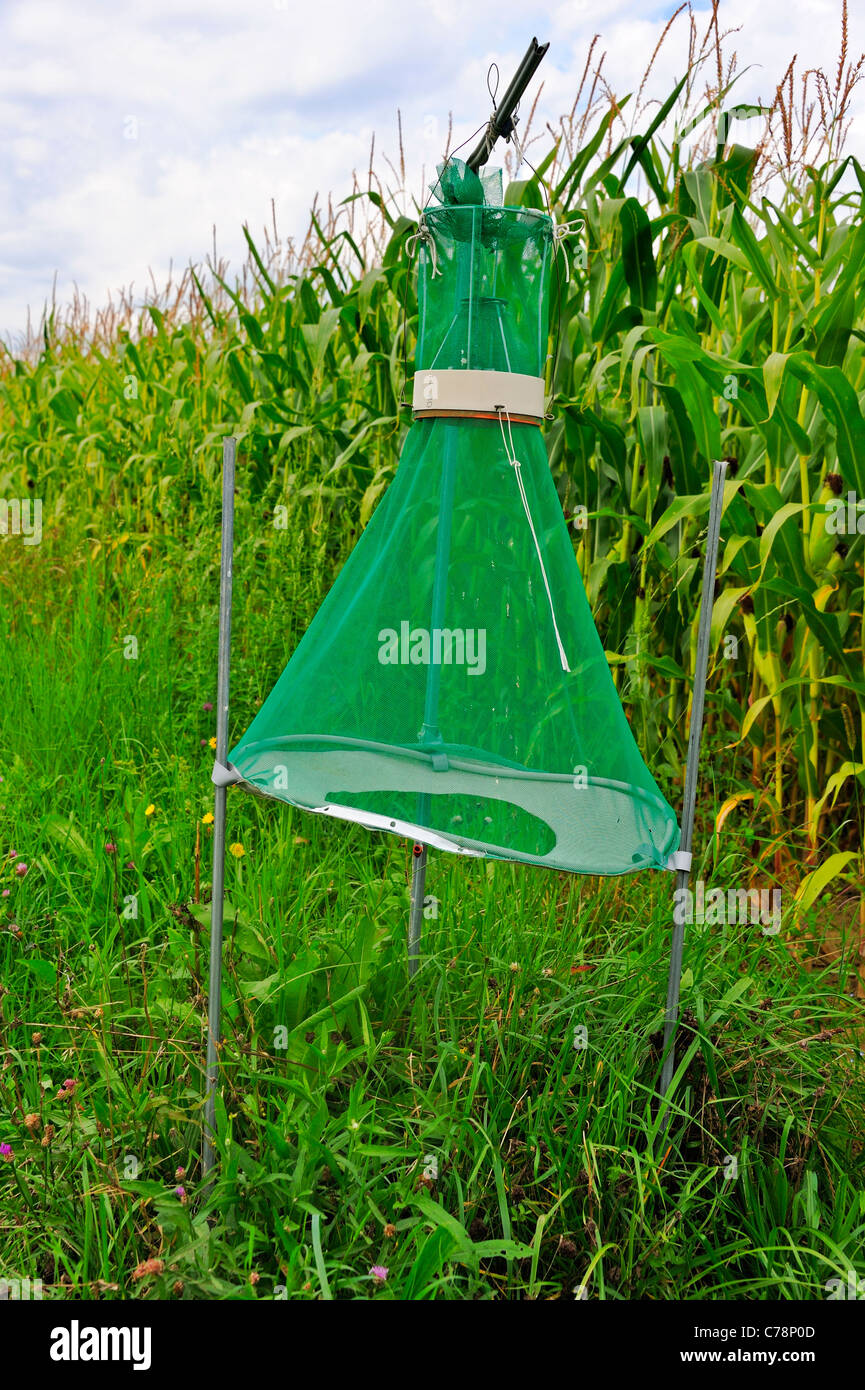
202;440;726;1173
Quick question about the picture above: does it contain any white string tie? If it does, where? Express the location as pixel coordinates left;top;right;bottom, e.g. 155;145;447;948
406;218;441;277
496;406;570;673
552;218;584;282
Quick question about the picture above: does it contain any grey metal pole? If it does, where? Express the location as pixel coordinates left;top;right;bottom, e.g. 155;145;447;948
660;458;727;1096
465;37;550;172
408;844;427;978
203;436;236;1177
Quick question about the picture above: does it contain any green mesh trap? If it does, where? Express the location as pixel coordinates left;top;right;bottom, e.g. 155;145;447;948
227;162;680;876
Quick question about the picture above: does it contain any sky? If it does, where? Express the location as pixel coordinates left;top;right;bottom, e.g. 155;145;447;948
1;0;863;345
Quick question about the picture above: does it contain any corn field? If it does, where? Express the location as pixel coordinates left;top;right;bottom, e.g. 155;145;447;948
3;9;863;934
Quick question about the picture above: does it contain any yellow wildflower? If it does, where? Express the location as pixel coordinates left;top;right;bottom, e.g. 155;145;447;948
229;843;245;858
202;812;214;825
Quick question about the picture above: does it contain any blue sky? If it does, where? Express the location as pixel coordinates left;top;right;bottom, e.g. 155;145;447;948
1;0;862;344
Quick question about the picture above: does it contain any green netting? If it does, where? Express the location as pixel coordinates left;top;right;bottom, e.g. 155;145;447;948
229;162;680;876
417;169;550;377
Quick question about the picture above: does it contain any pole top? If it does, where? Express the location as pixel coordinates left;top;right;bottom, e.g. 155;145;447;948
465;37;550;172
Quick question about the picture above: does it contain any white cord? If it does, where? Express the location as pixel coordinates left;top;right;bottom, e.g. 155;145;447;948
497;407;570;673
406;217;441;277
510;118;523;176
552;218;584;283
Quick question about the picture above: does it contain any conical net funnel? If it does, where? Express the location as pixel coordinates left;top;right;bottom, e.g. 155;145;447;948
228;163;679;875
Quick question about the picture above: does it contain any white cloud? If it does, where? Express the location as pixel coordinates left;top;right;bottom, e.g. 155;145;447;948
1;0;863;343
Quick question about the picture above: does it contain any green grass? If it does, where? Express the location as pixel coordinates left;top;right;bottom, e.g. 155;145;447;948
0;490;863;1301
1;9;865;1299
